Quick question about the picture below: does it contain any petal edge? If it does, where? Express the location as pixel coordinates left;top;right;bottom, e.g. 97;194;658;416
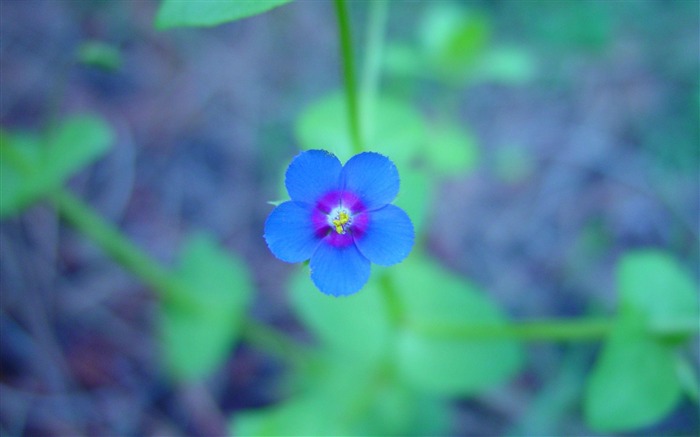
285;150;342;204
264;201;320;263
341;152;399;210
355;204;414;266
310;243;371;296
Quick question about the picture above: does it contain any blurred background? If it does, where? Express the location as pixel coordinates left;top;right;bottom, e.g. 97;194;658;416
1;0;698;435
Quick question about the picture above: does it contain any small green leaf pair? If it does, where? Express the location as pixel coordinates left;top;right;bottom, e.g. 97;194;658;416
295;92;480;236
585;250;699;432
155;0;293;30
1;115;113;218
230;251;523;435
160;234;253;381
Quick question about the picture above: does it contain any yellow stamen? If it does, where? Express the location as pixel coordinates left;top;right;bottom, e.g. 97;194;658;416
332;210;350;234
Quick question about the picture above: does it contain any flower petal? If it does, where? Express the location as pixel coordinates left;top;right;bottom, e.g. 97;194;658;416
355;204;414;266
285;150;342;204
264;201;320;263
310;243;371;296
341;152;399;210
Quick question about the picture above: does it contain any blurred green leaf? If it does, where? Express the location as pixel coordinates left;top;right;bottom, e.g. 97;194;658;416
232;355;450;436
509;348;590;436
675;354;699;402
425;123;479;175
289;267;391;367
160;233;252;380
77;41;122;71
356;384;450;437
419;3;490;82
471;46;536;85
584;315;682;432
295;92;426;165
44;116;114;185
155;0;293;30
393;167;434;236
618;250;699;334
512;0;612;54
1;131;40;217
0;115;113;218
391;253;523;396
383;43;423;78
232;357;374;436
233;392;330;436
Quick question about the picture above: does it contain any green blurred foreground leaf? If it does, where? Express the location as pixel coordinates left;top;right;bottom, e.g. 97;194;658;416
160;233;252;381
155;0;293;30
618;250;699;333
584;250;698;432
259;249;524;435
295;91;436;233
425;122;479;175
289;268;391;367
232;355;450;436
1;115;113;218
290;252;522;397
77;41;122;70
392;253;523;396
295;91;426;165
419;2;490;81
585;316;682;432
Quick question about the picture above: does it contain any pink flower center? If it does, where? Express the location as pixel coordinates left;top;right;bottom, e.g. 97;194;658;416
311;191;369;247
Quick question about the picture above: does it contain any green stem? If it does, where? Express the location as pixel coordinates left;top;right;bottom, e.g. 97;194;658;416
334;0;363;154
51;188;308;363
412;319;612;341
411;317;699;342
241;319;311;368
360;0;388;141
51;189;181;302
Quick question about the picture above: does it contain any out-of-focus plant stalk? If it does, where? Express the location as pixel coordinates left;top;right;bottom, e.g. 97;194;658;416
52;190;187;304
412;317;699;341
51;188;303;361
334;0;363;154
240;318;310;369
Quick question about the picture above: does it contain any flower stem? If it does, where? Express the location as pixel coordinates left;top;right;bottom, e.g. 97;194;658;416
240;318;311;368
410;317;699;341
334;0;363;155
411;318;613;341
51;189;180;302
50;188;304;362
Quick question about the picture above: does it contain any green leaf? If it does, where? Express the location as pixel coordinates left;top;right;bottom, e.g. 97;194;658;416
288;267;391;366
0;115;113;218
391;253;523;396
419;3;491;81
617;250;699;333
393;167;434;236
44;116;114;185
1;131;40;217
232;357;374;436
77;41;122;71
159;233;252;380
584;315;682;432
232;355;450;436
155;0;293;30
425;123;479;175
471;46;536;85
295;92;426;165
383;43;423;78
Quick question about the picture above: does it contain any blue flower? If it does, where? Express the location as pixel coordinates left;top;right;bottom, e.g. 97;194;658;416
264;150;414;296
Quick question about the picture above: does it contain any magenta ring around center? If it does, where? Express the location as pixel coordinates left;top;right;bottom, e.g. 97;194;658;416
311;190;370;248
